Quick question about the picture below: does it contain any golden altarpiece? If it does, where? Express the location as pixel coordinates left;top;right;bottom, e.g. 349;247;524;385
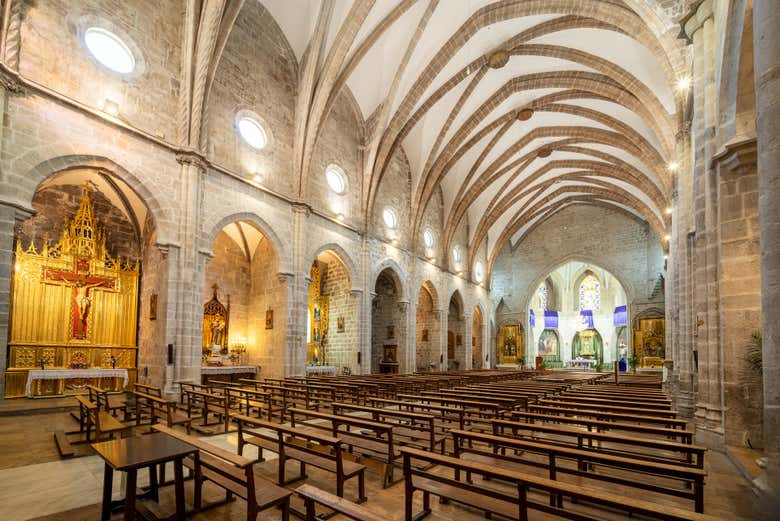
307;263;329;365
496;324;524;365
4;187;139;397
633;317;665;368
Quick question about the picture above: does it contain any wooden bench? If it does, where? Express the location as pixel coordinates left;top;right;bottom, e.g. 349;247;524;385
295;484;385;521
184;389;230;432
509;409;695;444
152;424;290;520
538;397;679;417
233;414;367;503
331;402;446;453
87;385;127;419
367;397;465;432
401;447;719;521
492;417;706;468
529;403;689;429
132;390;195;434
451;429;707;512
287;407;397;487
224;387;274;420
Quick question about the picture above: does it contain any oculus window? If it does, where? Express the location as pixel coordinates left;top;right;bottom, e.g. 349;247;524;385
84;27;135;74
325;164;347;194
237;116;268;150
382;207;398;229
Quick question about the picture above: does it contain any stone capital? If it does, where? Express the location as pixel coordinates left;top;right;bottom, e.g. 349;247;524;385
155;242;180;259
277;272;294;284
0;69;24;95
291;202;311;216
711;138;757;175
175;151;208;171
680;0;714;42
349;288;363;298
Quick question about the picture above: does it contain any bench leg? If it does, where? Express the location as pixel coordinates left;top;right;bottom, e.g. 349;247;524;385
174;458;185;521
101;463;113;521
280;498;290;521
357;471;367;503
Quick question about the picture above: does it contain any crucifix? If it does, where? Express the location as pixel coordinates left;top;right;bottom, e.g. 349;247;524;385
44;259;116;340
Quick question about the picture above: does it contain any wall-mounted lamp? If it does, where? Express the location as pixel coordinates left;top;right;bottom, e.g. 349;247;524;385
100;99;120;117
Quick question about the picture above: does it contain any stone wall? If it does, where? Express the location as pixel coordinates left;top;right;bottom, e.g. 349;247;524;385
20;0;183;141
319;255;358;373
203;231;250;347
248;238;287;378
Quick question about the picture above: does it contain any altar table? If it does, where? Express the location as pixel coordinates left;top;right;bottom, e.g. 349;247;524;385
305;365;337;376
25;368;129;398
569;358;597;369
200;364;257;384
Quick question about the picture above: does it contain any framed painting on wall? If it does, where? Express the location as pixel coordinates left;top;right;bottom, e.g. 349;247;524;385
265;309;273;330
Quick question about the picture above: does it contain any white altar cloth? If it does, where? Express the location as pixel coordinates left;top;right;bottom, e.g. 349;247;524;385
25;368;129;397
305;365;337;375
201;365;258;375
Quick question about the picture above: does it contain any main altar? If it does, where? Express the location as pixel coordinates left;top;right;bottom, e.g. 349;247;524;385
4;186;139;398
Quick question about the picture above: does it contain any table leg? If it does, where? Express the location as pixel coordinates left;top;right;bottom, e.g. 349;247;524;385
148;464;159;502
124;469;137;521
174;457;185;520
101;463;113;521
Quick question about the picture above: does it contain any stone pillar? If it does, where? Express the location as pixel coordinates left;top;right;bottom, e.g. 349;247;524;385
753;0;780;504
437;308;446;370
398;301;410;373
289;204;311;376
364;290;377;375
686;0;725;443
463;310;473;370
171;154;207;387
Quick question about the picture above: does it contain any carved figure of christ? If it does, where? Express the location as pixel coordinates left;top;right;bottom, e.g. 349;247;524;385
44;268;115;339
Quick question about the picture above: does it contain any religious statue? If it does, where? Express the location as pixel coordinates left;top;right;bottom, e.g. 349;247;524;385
47;273;111;337
210;316;226;346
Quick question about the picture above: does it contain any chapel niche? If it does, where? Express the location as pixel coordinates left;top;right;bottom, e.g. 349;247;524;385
6;174;147;398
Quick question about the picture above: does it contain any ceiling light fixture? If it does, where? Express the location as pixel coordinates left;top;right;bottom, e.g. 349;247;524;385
100;99;120;117
665;207;673;215
665;234;671;241
677;77;691;91
517;108;534;121
667;161;679;172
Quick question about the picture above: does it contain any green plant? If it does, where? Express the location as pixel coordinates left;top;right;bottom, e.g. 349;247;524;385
595;361;604;372
629;355;639;370
516;357;525;366
744;331;762;372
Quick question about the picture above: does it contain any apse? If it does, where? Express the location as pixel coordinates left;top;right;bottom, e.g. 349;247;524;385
527;261;628;369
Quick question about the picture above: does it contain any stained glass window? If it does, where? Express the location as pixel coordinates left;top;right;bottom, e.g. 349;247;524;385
536;284;547;311
579;275;600;311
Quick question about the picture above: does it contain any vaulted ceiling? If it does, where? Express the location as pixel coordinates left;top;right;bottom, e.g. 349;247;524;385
238;0;687;271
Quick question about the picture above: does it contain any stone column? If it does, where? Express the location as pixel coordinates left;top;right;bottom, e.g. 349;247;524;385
686;0;725;443
364;290;377;375
753;0;780;503
436;308;446;370
289;204;311;376
463;310;473;370
399;301;410;373
350;288;363;374
171;154;207;387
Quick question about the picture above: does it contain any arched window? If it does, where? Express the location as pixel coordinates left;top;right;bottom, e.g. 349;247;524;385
536;284;548;311
579;274;600;311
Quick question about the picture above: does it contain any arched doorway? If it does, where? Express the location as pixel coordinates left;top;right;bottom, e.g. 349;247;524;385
472;307;484;369
204;220;286;378
447;291;465;370
416;281;440;372
307;250;355;374
371;268;405;374
6;170;153;397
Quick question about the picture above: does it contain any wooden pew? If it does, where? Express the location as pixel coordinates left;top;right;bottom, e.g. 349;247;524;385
331;402;446;453
401;447;720;521
538;397;679;417
233;414;367;503
131;390;195;434
451;429;707;512
492;417;706;468
529;403;689;429
295;484;386;521
367;397;465;432
183;389;230;432
152;424;291;520
509;410;694;444
224;387;274;420
287;407;397;487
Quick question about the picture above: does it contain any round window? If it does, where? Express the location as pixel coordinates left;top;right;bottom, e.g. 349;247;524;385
474;261;484;282
452;246;462;265
382;207;398;229
237;116;268;150
423;228;435;249
84;27;136;74
325;164;347;194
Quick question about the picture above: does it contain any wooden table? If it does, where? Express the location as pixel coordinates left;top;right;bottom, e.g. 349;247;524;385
92;433;197;521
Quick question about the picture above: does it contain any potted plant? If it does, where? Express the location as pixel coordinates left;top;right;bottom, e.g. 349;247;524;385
629;355;639;373
516;356;525;367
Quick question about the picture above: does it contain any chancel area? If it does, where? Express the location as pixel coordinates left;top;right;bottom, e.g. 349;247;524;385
0;0;777;520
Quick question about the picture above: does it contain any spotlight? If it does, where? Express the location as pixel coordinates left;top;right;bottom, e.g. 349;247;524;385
665;207;673;215
677;77;691;91
665;234;671;241
253;174;262;183
667;161;679;172
100;99;120;117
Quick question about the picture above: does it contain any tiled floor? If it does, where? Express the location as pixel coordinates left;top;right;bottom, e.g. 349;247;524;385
0;406;764;521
